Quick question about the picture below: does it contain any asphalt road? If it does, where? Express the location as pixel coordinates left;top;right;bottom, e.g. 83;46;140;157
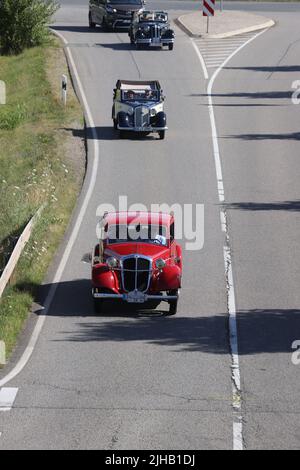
0;1;300;450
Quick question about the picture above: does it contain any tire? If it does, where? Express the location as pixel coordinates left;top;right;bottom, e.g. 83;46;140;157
94;298;103;314
89;13;96;28
168;290;179;316
159;130;165;140
102;17;110;31
168;43;174;51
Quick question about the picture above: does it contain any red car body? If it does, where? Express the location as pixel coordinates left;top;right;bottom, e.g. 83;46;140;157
92;211;182;314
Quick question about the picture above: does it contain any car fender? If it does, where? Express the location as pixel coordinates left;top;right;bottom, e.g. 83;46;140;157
152;265;181;291
118;111;130;128
92;264;120;293
155;111;167;128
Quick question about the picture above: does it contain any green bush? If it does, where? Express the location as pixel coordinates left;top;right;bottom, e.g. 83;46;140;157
0;0;59;55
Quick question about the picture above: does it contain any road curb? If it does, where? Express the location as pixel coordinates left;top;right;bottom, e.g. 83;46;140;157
175;15;275;39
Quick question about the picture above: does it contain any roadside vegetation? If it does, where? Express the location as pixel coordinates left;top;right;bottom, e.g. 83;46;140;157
0;0;59;55
0;38;85;363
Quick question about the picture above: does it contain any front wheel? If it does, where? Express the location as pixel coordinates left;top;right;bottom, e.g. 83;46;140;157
168;43;174;51
89;13;96;28
93;298;103;314
168;290;179;316
102;18;111;31
158;130;165;140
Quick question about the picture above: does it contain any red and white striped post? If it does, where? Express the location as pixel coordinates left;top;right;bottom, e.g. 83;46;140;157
203;0;215;34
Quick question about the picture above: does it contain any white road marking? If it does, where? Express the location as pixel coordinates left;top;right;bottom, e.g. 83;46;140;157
192;28;268;450
194;32;258;68
0;31;100;388
0;388;18;411
191;38;208;80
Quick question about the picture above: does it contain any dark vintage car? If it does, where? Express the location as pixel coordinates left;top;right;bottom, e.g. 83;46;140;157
92;212;182;315
129;10;175;50
89;0;144;31
112;79;168;139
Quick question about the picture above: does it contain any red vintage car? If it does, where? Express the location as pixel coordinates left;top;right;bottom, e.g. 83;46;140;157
92;211;182;315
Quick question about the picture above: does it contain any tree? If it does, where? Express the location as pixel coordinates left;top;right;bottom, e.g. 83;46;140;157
0;0;59;55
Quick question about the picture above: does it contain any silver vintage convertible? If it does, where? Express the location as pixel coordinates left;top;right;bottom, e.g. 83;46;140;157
112;80;168;140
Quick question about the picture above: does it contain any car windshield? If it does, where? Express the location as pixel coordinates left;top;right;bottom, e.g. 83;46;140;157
108;0;141;4
107;224;168;246
139;12;168;22
122;89;159;102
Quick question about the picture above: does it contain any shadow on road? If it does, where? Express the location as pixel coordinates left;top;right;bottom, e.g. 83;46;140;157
224;65;300;73
225;200;300;212
190;91;292;100
94;42;133;51
17;278;300;356
223;132;300;141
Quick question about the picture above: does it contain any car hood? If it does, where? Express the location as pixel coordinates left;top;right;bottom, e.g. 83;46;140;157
105;243;169;259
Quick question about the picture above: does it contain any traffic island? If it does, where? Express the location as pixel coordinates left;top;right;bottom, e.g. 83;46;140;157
176;10;275;39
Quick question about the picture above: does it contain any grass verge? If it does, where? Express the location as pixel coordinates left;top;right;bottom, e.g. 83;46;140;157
0;37;85;365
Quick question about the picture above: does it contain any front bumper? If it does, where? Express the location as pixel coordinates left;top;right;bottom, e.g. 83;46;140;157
117;125;168;132
93;289;177;304
136;38;174;46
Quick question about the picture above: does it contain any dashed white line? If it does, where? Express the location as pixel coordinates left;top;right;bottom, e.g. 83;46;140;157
191;28;268;450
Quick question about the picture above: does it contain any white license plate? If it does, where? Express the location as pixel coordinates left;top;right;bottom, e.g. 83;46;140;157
126;292;146;303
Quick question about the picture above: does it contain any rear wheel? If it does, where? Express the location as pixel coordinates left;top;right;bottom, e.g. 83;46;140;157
159;130;165;140
168;290;179;316
89;13;96;28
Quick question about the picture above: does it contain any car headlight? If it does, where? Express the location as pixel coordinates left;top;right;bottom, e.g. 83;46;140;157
155;258;166;270
150;108;157;117
143;26;150;33
106;6;117;13
127;107;134;115
107;257;118;269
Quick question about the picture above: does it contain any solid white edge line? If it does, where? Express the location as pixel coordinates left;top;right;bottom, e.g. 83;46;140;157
0;30;100;388
192;28;268;450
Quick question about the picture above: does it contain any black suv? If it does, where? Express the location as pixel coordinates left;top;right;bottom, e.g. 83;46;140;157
89;0;145;31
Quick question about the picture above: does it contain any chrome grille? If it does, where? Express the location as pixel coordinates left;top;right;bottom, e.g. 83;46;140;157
135;106;149;128
122;256;151;293
150;24;160;39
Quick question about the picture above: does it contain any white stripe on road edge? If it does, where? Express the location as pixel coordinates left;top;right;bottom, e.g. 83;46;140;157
0;388;18;411
0;31;100;389
191;28;268;450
